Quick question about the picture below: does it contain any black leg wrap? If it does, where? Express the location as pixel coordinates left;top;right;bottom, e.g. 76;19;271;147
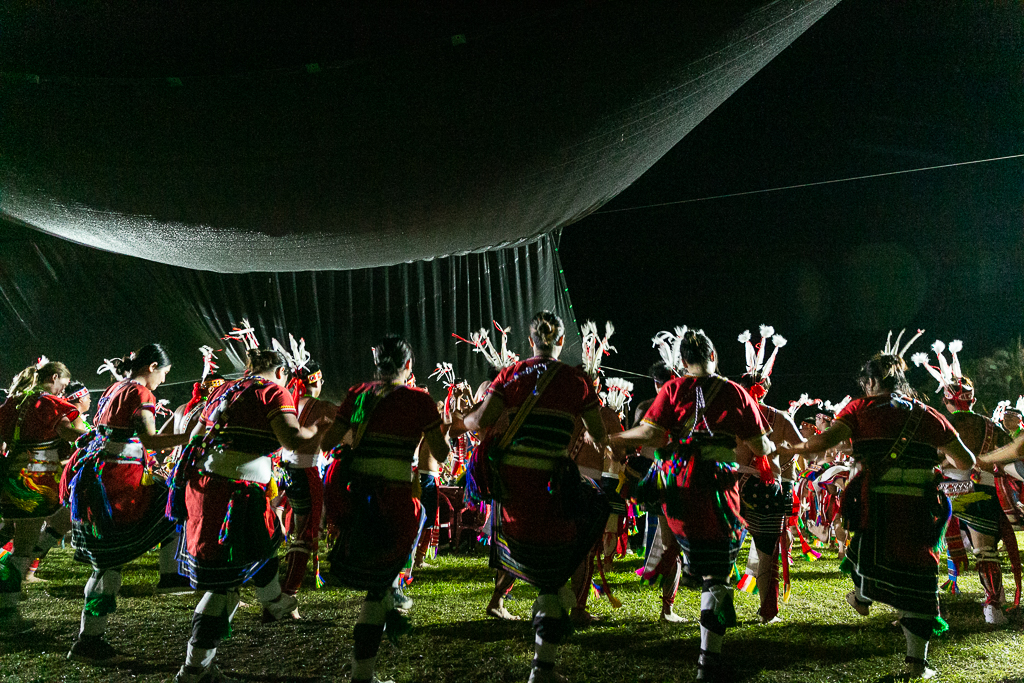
251;556;280;588
533;614;571;645
532;659;556;671
353;623;385;660
899;616;934;641
191;610;230;648
700;608;728;635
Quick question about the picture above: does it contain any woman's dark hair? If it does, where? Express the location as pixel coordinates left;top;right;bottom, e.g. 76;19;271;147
678;328;716;368
738;372;771;395
64;380;90;404
529;310;564;353
649;360;675;385
373;335;414;380
112;343;172;378
858;353;912;396
246;349;287;375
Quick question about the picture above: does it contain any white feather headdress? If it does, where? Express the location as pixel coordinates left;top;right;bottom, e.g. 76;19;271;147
737;324;787;378
453;320;519;369
34;356;50;370
96;358;125;382
823;396;852;415
993;400;1012;423
911;339;969;400
581;320;616;382
199;346;220;381
600;378;633;418
221;318;260;350
881;328;925;359
786;393;822;420
652;326;690;375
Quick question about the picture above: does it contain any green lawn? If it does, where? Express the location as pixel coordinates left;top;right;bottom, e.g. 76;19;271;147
2;540;1023;683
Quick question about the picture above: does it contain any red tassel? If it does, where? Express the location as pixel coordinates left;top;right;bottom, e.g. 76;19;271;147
753;455;776;485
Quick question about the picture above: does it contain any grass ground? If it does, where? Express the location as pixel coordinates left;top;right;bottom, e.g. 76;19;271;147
2;539;1023;683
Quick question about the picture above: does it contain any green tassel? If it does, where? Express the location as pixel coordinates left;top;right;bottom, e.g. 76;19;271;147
838;556;854;575
84;593;117;617
933;615;950;636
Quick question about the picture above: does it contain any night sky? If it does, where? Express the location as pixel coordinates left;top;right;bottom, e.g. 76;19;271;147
559;0;1024;413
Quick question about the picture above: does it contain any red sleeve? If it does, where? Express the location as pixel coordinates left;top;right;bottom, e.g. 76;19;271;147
834;397;863;434
51;396;80;427
413;389;443;433
725;383;771;441
641;378;681;432
919;405;959;448
263;384;296;420
135;385;157;417
486;366;514;400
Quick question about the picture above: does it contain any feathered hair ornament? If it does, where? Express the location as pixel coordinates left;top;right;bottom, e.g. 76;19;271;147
34;356;50;370
199;346;220;382
599;378;633;419
581;320;616;382
993;400;1012;423
823;395;852;415
737;325;787;399
652;326;689;375
429;362;471;417
154;398;173;418
910;339;974;408
453;320;519;369
786;393;822;420
881;328;925;359
96;358;125;382
221;318;260;350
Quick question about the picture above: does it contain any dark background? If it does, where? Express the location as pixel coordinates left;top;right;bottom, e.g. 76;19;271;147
1;0;1021;418
559;0;1024;416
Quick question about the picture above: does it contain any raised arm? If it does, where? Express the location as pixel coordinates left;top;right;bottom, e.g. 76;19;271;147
779;420;852;459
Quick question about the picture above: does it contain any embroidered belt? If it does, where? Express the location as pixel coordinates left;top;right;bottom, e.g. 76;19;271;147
201;450;273;485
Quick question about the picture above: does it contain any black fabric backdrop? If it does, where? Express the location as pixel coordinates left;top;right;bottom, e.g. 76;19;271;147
0;223;577;405
0;0;840;272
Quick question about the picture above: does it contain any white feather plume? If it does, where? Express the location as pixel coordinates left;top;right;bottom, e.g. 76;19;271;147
271;338;296;371
1016;396;1024;414
993;400;1011;422
96;359;125;381
600;377;634;416
947;339;963;378
931;340;945;354
771;334;787;348
288;334;312;373
35;355;50;370
199;345;219;381
910;352;929;367
737;330;751;344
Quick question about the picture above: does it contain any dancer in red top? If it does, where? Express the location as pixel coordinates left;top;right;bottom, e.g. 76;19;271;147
170;347;323;683
734;325;805;623
321;335;448;683
278;339;335;603
611;327;773;682
913;339;1017;625
782;349;974;681
461;311;610;683
64;344;190;664
0;359;86;633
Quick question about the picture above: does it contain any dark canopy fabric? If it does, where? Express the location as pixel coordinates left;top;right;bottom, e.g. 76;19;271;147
0;222;576;405
1;0;840;272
